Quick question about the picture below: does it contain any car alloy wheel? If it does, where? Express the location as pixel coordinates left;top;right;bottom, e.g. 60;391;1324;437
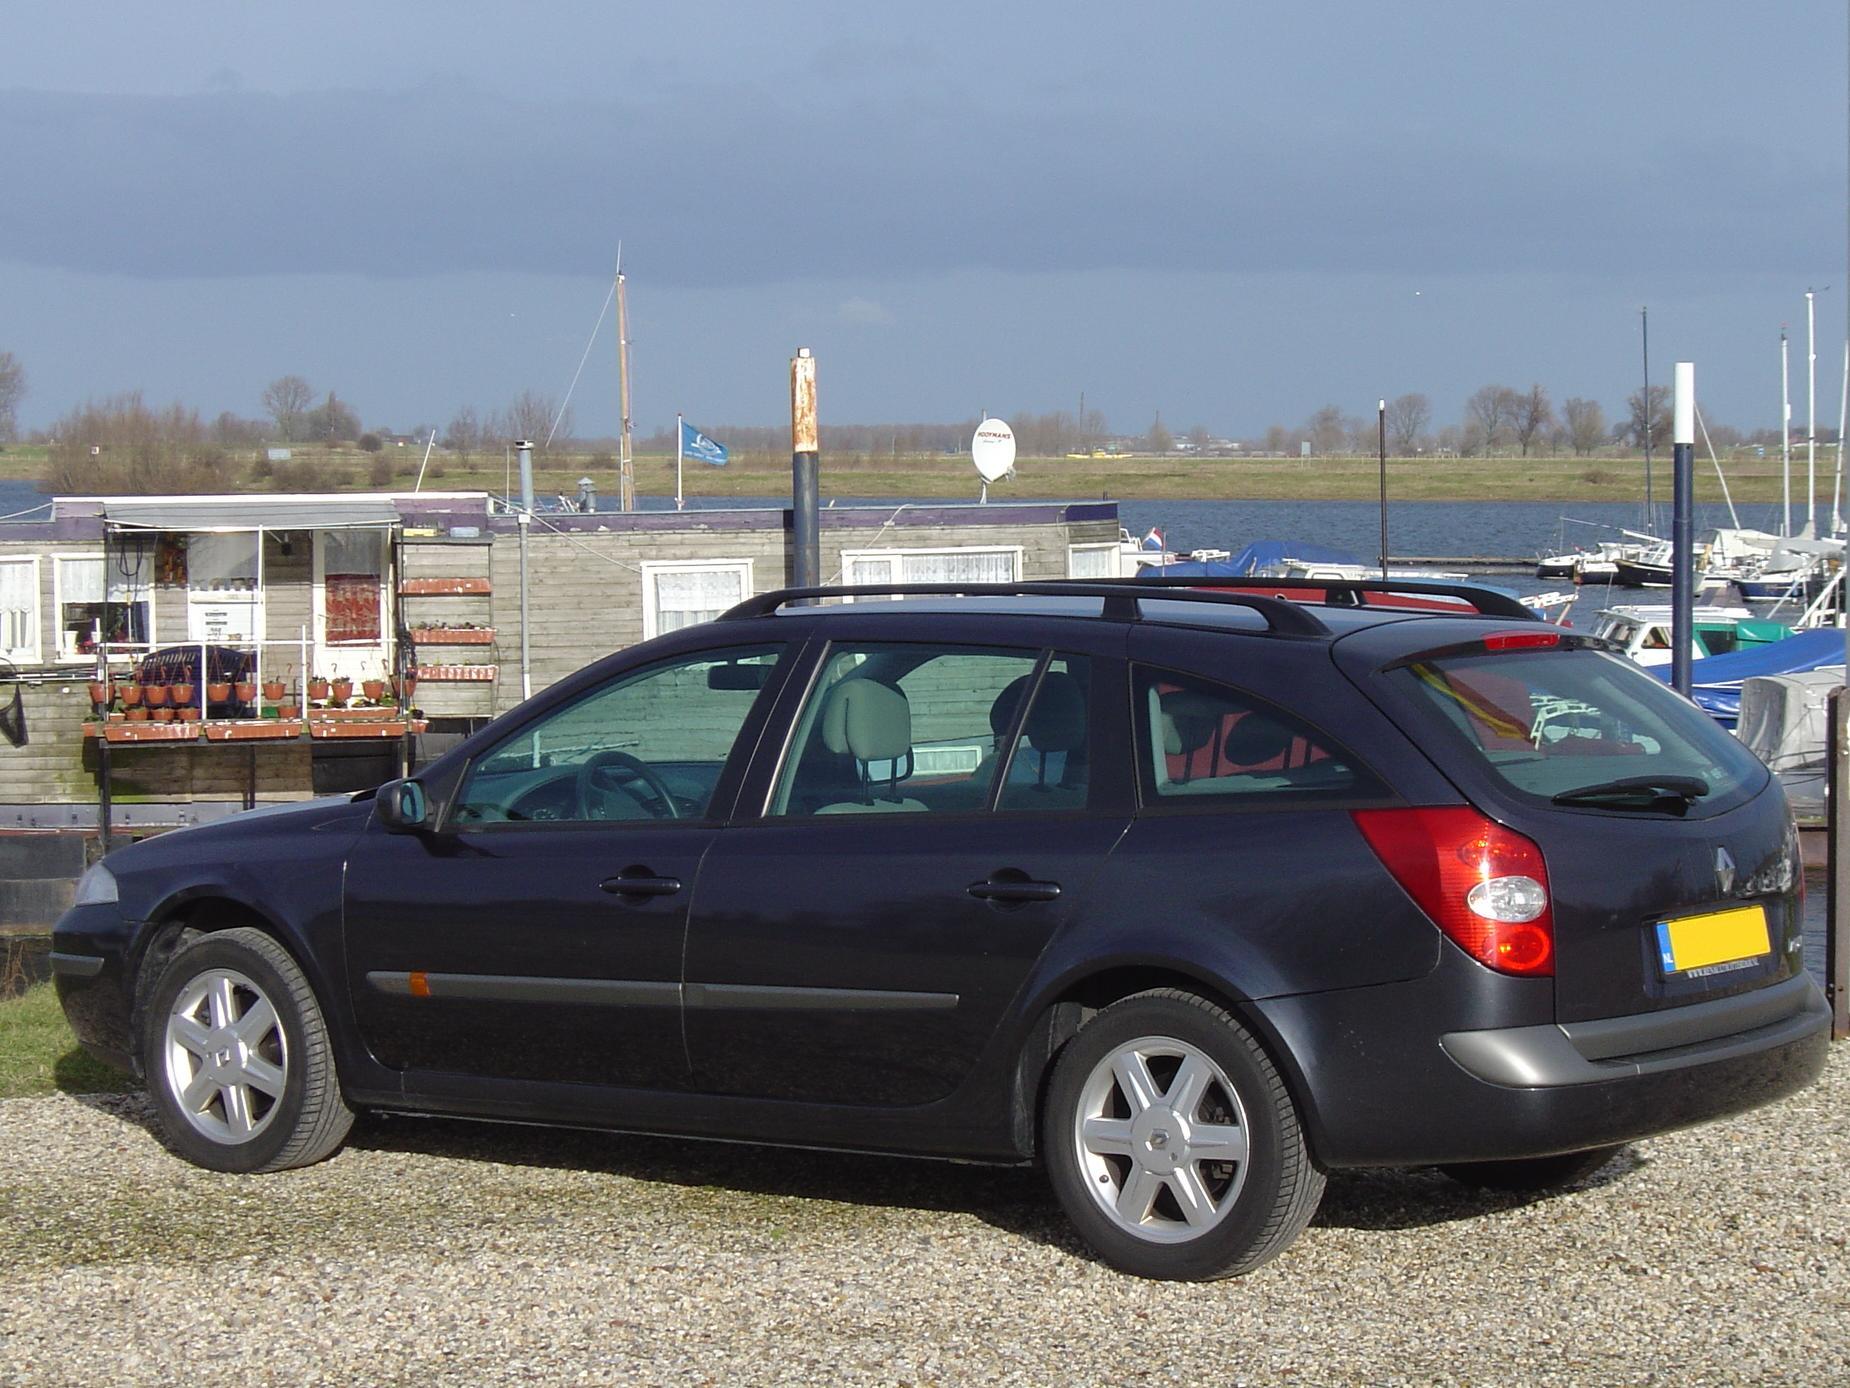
161;966;289;1145
1071;1035;1250;1242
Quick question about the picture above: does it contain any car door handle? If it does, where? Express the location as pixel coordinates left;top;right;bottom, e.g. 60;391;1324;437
966;878;1062;904
601;874;683;898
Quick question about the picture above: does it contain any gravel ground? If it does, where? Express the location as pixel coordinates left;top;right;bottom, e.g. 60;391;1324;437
3;1052;1847;1387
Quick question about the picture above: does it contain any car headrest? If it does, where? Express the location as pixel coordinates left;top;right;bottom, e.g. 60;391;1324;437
820;680;912;763
1221;711;1293;768
1025;672;1087;753
1159;690;1223;757
989;676;1032;738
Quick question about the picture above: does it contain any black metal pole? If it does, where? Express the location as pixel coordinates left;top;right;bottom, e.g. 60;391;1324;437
1377;399;1388;580
97;737;112;854
1830;690;1850;1040
1670;362;1694;697
791;348;820;592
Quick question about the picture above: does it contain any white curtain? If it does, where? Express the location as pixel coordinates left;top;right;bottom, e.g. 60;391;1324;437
655;568;746;633
58;558;104;604
1068;545;1116;580
902;550;1016;584
0;559;36;658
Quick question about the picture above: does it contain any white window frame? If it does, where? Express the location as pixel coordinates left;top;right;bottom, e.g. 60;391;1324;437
1067;541;1119;580
838;545;1024;600
640;558;754;640
52;550;156;664
0;556;40;665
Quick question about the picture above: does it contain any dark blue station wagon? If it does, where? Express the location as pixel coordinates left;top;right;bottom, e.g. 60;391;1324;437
53;579;1832;1280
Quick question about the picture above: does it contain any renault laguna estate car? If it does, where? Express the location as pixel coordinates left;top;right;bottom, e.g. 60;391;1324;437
52;577;1831;1280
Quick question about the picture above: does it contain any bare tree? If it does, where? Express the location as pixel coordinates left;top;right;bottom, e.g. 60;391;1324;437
0;351;24;442
1465;385;1518;457
445;406;482;464
261;375;314;441
504;390;570;447
1386;393;1431;455
1562;398;1607;457
1142;412;1173;454
1623;385;1672;453
301;390;361;442
1511;384;1553;457
46;393;235;494
1303;405;1347;455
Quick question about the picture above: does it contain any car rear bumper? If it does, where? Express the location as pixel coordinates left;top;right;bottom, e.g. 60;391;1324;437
1257;971;1832;1168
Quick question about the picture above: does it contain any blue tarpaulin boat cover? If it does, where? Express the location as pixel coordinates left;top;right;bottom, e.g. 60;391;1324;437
1648;627;1847;726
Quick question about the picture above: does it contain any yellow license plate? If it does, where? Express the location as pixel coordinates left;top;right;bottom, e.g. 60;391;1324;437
1654;905;1771;977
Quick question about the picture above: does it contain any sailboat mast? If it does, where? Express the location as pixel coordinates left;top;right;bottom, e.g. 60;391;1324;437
1640;306;1653;532
617;269;636;513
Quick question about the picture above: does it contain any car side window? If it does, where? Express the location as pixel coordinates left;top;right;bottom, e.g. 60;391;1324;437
450;646;781;826
769;643;1041;816
1134;666;1382;807
995;655;1092;812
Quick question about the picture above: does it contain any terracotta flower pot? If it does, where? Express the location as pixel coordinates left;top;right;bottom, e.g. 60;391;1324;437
124;706;149;722
207;681;233;704
118;684;142;708
277;703;300;720
262;680;286;701
307;677;330;702
87;680;113;708
150;707;175;723
330;678;354;703
235;680;258;704
171;682;196;706
141;684;168;707
362;678;385;702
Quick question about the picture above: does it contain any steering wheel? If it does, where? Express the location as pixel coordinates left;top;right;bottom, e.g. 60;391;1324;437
575;750;681;821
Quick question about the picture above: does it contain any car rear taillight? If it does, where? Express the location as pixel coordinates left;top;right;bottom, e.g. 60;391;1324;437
1352;807;1555;976
1482;630;1562;651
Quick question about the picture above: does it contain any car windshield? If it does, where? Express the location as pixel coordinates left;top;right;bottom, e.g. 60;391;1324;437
1391;646;1767;812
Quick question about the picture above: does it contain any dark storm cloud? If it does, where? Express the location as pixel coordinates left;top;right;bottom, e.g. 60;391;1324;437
0;84;1829;284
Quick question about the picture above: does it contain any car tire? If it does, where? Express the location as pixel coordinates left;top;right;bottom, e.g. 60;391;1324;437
1437;1144;1625;1192
141;926;354;1174
1041;988;1324;1281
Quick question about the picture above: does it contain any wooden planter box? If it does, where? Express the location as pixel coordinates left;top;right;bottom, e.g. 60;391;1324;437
308;719;411;739
399;577;492;596
408;626;496;646
411;664;499;682
202;720;306;741
307;705;400;720
102;721;200;743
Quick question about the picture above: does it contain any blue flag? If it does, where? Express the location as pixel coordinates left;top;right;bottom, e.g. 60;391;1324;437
680;419;729;467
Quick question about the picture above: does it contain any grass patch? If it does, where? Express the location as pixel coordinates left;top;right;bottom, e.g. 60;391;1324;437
0;980;138;1098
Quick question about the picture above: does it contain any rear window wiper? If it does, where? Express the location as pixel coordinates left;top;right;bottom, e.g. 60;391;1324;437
1550;774;1709;812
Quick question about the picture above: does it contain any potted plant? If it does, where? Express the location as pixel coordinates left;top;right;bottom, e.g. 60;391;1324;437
361;675;386;702
235;678;258;706
141;682;169;708
307;675;330;702
262;673;287;702
171;680;196;705
118;683;142;709
87;679;114;710
207;680;233;705
150;706;175;724
330;676;354;705
124;704;149;723
277;702;300;720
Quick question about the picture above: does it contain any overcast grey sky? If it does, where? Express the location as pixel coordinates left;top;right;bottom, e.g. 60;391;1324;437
2;2;1844;441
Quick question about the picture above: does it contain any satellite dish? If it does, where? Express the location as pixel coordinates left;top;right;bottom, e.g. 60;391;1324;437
972;419;1017;484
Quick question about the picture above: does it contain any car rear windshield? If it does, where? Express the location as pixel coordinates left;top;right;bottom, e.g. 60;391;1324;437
1391;646;1767;814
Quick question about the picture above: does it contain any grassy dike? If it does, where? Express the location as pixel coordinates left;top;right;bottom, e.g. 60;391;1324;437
0;440;1805;504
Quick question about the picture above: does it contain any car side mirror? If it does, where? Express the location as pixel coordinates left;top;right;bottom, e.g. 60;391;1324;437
375;778;430;833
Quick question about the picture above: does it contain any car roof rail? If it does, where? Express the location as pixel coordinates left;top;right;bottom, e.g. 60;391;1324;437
1131;573;1540;621
720;581;1331;636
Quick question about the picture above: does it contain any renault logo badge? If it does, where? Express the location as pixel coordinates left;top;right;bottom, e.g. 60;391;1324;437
1715;847;1737;895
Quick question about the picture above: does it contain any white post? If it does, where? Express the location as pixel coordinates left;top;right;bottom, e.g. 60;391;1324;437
1808;290;1820;535
1836;339;1848;536
676;413;685;512
1781;327;1792;538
